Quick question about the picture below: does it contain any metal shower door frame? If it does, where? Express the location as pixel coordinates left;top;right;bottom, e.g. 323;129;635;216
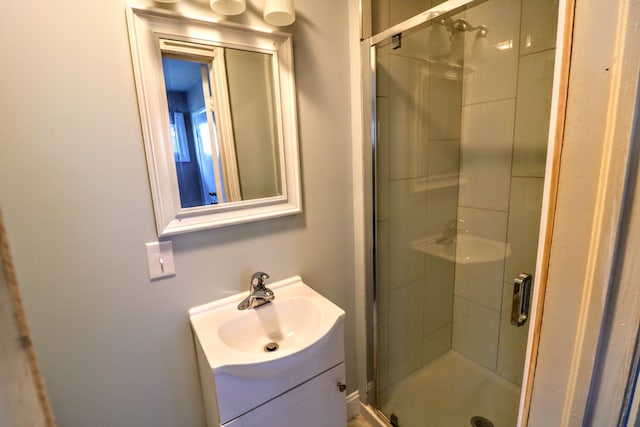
360;0;574;425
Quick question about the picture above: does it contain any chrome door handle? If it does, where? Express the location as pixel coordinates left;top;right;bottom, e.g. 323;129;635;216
511;273;532;327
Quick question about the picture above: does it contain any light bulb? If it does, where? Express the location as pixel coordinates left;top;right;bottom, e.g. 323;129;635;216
449;30;465;63
429;21;450;58
472;29;490;63
210;0;246;16
264;0;295;26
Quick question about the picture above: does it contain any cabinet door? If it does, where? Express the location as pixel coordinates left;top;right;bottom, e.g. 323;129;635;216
224;363;346;427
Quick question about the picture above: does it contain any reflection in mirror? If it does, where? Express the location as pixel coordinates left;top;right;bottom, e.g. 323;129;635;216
126;5;301;236
163;57;225;207
161;42;283;208
225;49;281;201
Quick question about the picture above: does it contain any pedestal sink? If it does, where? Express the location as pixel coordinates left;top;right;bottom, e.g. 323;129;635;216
189;275;346;426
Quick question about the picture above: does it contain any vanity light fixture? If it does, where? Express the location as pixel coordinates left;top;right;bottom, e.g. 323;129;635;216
206;0;295;26
429;18;489;63
263;0;295;26
210;0;247;15
154;0;296;26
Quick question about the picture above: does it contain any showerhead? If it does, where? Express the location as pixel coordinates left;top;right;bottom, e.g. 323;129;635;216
429;18;490;63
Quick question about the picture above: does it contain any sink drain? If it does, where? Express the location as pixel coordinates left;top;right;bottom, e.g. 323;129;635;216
263;342;279;352
470;416;495;427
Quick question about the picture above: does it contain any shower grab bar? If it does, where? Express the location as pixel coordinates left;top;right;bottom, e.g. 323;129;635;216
511;273;533;327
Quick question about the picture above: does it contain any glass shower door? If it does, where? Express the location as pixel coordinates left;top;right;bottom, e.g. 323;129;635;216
373;0;559;425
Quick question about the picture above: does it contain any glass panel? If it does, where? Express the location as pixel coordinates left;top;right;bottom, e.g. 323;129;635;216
374;0;558;425
371;0;452;35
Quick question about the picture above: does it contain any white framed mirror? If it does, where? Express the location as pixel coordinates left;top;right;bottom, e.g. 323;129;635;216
126;4;301;236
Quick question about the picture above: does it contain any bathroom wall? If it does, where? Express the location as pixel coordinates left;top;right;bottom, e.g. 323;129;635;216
452;0;557;384
0;1;356;426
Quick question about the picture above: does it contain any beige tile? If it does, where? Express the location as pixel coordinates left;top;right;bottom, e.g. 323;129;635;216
388;179;426;288
497;281;529;385
427;139;460;178
390;0;434;30
459;99;515;212
462;0;521;104
389;54;429;180
376;96;390;221
520;0;559;55
452;296;500;370
401;25;432;61
388;280;424;385
454;207;508;311
457;206;508;240
376;219;390;329
455;259;504;311
429;76;462;140
513;49;555;178
423;254;454;334
377;325;390;391
503;177;544;283
425;185;458;240
376;43;390;98
371;0;390;36
423;323;452;365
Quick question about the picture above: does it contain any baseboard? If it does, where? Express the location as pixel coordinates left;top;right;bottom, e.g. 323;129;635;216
359;402;390;427
346;391;361;420
345;390;389;426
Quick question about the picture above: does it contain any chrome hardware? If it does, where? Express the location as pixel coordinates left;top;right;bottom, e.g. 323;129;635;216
511;273;532;327
237;271;275;310
263;342;279;352
391;33;402;50
337;382;347;393
250;271;269;287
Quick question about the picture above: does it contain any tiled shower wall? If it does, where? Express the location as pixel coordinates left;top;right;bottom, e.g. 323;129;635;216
375;0;558;393
375;35;463;391
453;0;557;385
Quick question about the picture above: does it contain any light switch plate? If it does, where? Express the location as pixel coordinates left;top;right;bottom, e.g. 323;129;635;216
145;241;176;280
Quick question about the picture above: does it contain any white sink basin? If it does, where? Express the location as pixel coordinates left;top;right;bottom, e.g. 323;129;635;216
189;276;345;380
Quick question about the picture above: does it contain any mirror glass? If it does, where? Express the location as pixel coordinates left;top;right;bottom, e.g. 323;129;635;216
126;5;301;236
161;45;281;208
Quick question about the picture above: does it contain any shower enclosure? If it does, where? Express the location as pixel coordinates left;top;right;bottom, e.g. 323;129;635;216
367;0;560;425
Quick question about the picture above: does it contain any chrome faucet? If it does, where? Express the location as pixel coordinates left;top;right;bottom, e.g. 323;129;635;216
237;271;275;310
436;219;458;245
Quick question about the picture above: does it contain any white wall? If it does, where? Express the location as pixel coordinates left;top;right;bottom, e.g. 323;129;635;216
226;49;281;200
0;1;356;426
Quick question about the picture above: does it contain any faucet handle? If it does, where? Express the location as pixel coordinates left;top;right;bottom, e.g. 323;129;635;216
250;271;270;287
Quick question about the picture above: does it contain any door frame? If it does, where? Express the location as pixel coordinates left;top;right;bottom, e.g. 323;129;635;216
529;0;640;425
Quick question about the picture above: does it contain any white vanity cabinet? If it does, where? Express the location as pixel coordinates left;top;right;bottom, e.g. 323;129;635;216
188;276;348;427
223;363;346;427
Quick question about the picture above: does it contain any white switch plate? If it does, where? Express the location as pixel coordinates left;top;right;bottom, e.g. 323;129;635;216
145;241;176;280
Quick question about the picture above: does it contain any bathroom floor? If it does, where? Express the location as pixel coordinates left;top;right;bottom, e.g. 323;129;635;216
378;350;521;427
347;415;373;427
